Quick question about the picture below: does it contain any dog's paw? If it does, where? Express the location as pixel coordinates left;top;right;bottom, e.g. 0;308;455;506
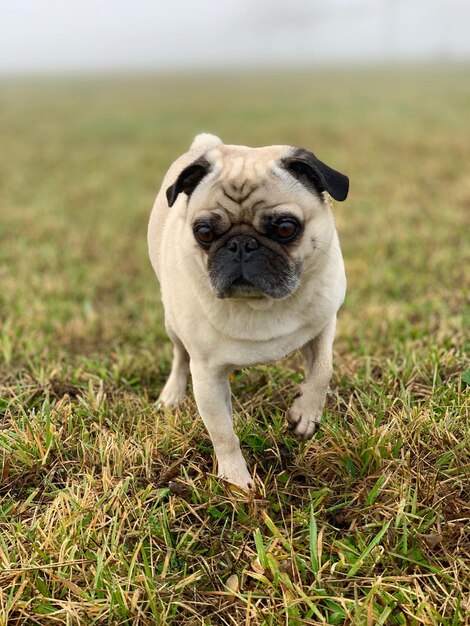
158;378;187;409
217;454;253;492
286;394;322;441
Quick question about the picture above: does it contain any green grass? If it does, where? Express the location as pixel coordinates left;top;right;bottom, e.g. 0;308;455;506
0;67;469;625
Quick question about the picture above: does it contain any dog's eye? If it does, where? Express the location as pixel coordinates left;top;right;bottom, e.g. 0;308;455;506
272;219;299;242
194;225;214;245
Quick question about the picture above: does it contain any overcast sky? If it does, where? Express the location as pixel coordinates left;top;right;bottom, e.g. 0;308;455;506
1;0;469;74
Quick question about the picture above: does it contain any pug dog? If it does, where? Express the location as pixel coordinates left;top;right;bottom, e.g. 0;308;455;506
148;133;349;490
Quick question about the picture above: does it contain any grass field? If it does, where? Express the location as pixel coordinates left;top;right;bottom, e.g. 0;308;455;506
0;67;469;625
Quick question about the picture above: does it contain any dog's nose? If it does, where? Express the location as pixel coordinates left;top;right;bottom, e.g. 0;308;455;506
226;235;259;260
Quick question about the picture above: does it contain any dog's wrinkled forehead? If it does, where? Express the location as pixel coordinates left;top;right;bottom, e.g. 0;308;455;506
165;140;349;213
201;145;290;217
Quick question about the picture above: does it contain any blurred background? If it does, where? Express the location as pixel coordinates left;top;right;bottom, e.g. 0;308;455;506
2;0;470;73
0;0;468;363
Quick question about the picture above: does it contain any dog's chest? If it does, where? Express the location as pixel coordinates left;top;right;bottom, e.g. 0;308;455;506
215;323;319;367
170;295;333;368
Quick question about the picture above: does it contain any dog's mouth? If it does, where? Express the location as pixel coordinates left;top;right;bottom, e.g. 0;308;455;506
210;263;302;300
208;243;301;301
225;276;265;299
231;276;255;289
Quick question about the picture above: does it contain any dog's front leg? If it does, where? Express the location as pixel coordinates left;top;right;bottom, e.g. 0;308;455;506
190;360;253;490
287;316;336;441
158;333;190;408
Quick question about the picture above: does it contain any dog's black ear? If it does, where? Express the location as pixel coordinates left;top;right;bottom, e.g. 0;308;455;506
281;148;349;201
166;157;211;207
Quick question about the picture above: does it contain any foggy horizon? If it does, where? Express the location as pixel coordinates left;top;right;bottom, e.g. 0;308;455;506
1;0;470;76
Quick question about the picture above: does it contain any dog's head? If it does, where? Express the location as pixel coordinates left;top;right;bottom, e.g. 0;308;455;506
166;138;349;300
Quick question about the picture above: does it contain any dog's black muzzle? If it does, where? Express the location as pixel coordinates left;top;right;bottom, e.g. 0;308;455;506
209;234;298;299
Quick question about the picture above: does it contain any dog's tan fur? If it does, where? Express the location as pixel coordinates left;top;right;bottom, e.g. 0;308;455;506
148;134;347;490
